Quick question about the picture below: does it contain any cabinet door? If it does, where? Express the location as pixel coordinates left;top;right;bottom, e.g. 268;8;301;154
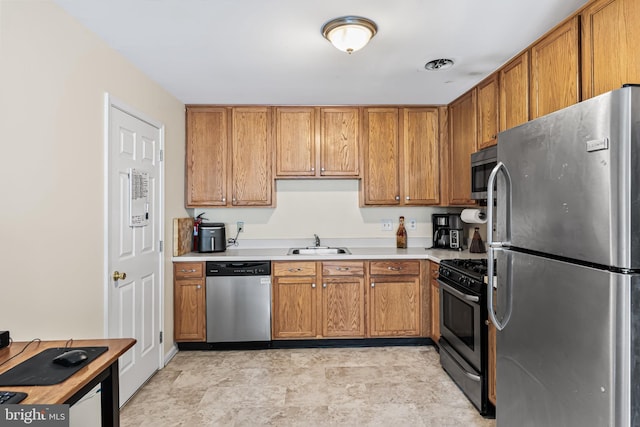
230;107;273;206
322;277;366;337
401;108;440;205
320;107;360;177
368;276;420;337
275;107;316;177
362;108;400;205
477;74;499;149
581;0;640;99
448;89;477;206
500;52;530;131
272;276;317;338
185;107;229;207
530;17;580;119
174;279;206;342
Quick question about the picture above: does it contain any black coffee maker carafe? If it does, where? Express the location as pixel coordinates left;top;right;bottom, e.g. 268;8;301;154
432;213;464;250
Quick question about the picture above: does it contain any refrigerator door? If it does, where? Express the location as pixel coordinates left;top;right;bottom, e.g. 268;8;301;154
496;249;638;427
496;86;640;269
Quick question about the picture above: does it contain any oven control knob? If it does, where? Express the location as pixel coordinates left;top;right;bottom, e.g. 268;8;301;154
442;269;450;277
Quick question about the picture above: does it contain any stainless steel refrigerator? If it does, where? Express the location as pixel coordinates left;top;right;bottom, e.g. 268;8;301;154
486;85;640;427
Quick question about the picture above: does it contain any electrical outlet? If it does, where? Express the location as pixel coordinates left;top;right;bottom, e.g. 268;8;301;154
237;221;244;233
381;219;393;231
408;218;417;230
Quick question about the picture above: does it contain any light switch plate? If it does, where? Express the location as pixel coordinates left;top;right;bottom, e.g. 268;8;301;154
381;219;393;231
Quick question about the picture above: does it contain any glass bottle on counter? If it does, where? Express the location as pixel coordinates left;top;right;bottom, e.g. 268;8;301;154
396;216;407;248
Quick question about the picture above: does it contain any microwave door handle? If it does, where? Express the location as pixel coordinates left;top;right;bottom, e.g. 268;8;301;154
211;236;215;251
487;161;513;331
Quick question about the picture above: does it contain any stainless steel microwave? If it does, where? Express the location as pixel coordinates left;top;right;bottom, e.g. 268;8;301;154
470;145;497;200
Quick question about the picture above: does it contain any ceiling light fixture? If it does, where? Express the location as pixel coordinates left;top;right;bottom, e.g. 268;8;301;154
322;16;377;54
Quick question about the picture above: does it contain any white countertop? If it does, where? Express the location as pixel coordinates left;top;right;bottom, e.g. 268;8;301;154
172;246;487;264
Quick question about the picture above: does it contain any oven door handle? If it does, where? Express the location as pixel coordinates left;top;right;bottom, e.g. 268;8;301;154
437;279;479;303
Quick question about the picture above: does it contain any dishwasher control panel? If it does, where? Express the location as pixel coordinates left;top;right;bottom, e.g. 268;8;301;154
206;261;271;276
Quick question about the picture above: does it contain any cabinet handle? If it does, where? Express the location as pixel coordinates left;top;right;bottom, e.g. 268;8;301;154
222;197;226;202
485;320;490;326
288;268;302;273
387;266;402;271
312;283;316;288
323;283;327;288
371;282;375;288
321;167;325;172
395;195;400;201
336;267;350;271
232;197;236;202
406;196;410;200
196;285;201;289
492;134;497;140
179;269;197;273
311;167;315;172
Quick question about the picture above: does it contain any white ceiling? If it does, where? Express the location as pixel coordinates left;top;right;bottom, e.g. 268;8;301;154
53;0;590;105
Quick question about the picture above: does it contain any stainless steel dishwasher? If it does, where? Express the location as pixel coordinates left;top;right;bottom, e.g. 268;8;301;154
205;261;271;342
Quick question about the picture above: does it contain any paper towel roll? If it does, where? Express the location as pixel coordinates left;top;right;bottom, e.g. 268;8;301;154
461;208;487;224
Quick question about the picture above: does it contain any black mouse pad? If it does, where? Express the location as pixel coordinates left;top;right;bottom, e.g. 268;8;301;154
0;346;108;386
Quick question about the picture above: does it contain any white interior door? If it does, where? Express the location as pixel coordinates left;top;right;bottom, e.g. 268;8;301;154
106;97;163;405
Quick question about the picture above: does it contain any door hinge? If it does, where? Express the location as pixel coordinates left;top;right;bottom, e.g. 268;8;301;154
159;149;164;161
159;331;163;344
159;240;163;252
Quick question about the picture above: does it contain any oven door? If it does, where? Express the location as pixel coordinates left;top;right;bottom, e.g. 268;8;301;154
438;278;482;370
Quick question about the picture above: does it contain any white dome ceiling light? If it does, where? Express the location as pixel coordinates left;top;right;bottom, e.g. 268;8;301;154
322;16;378;54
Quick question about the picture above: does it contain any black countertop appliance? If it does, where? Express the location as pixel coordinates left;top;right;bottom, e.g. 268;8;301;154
198;223;226;252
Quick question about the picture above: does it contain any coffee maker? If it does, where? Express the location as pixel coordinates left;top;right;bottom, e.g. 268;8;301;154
432;213;464;250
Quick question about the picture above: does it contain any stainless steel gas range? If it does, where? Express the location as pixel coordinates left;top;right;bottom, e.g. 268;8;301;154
438;259;494;417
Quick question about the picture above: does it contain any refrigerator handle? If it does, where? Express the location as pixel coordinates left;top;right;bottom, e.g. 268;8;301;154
487;161;513;331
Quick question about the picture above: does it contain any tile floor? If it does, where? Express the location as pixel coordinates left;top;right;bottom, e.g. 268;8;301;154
121;345;496;426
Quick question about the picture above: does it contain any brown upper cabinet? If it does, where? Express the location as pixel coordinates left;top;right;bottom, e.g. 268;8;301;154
185;106;274;208
581;0;640;99
476;73;500;149
402;108;440;205
275;106;360;178
361;108;401;205
447;89;477;206
361;107;440;206
185;107;229;207
499;52;530;131
529;16;580;119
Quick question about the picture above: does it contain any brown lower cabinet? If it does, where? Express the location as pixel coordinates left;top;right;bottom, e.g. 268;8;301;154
173;262;206;342
272;260;427;339
368;261;422;337
272;261;366;339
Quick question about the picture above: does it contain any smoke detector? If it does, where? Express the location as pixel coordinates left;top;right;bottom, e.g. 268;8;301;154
424;58;455;71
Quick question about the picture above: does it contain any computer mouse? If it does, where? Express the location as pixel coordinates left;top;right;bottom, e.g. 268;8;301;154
52;349;88;367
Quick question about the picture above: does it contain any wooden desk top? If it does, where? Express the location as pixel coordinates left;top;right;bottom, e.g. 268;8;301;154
0;338;136;404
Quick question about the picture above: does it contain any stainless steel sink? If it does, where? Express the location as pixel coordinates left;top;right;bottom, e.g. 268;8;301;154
287;247;351;255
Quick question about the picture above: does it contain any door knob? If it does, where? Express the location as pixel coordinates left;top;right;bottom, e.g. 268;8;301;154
112;271;127;281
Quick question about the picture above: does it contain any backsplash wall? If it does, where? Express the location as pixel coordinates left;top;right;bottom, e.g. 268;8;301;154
192;179;479;245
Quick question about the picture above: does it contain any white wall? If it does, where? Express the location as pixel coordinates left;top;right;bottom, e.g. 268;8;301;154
195;180;458;244
0;0;186;355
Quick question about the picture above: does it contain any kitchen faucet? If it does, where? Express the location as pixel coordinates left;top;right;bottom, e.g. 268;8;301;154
314;234;321;247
